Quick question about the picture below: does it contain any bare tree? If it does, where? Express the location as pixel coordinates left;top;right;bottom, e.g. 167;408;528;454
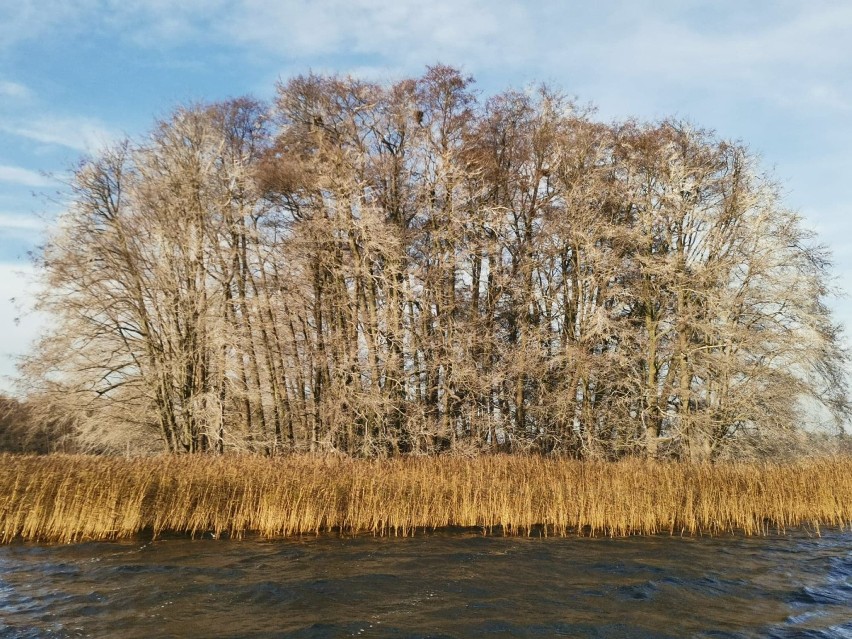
19;68;849;458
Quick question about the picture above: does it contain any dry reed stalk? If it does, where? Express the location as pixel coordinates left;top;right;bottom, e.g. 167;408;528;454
1;454;851;543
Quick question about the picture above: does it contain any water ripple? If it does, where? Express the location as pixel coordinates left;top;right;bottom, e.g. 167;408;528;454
1;530;851;638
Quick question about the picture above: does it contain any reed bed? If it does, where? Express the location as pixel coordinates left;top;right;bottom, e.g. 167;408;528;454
2;454;851;543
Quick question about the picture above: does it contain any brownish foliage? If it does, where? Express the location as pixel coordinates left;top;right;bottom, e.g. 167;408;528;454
2;454;851;543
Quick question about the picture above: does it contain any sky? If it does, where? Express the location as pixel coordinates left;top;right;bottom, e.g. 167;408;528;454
1;0;852;392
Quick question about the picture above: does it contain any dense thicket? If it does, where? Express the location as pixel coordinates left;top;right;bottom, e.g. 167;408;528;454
18;67;849;458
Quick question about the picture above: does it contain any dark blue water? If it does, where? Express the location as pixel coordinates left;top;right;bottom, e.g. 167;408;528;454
1;530;851;638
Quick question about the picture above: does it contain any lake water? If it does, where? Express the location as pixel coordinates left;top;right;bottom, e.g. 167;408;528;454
1;530;851;638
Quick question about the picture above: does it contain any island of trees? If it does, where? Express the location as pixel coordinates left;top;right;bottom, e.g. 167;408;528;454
3;66;852;542
5;65;850;461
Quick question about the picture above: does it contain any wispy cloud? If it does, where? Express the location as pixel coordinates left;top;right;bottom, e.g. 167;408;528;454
0;212;46;233
0;261;43;389
213;0;534;69
0;116;118;153
3;1;850;108
540;2;852;118
54;1;852;120
0;0;97;50
0;165;54;188
1;0;536;70
0;81;31;100
0;76;117;154
0;262;36;305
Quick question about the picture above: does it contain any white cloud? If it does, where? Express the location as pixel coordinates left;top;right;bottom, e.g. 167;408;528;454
0;0;536;70
0;165;54;188
0;81;31;100
74;0;850;123
801;85;850;113
209;0;534;70
0;116;118;153
0;76;117;155
0;262;43;392
549;2;852;114
0;212;47;233
2;1;849;106
0;0;98;50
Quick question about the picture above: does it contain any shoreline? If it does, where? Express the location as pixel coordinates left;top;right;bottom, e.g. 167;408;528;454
2;454;851;544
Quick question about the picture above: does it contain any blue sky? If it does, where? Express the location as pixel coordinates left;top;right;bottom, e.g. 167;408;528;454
2;0;852;391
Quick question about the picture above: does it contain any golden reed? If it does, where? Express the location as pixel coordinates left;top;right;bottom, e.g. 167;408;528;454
1;454;851;543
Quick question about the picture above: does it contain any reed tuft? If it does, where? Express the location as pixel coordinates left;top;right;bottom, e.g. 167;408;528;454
2;454;851;543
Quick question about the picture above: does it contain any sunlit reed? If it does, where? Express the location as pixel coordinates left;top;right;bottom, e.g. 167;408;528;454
2;454;851;543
